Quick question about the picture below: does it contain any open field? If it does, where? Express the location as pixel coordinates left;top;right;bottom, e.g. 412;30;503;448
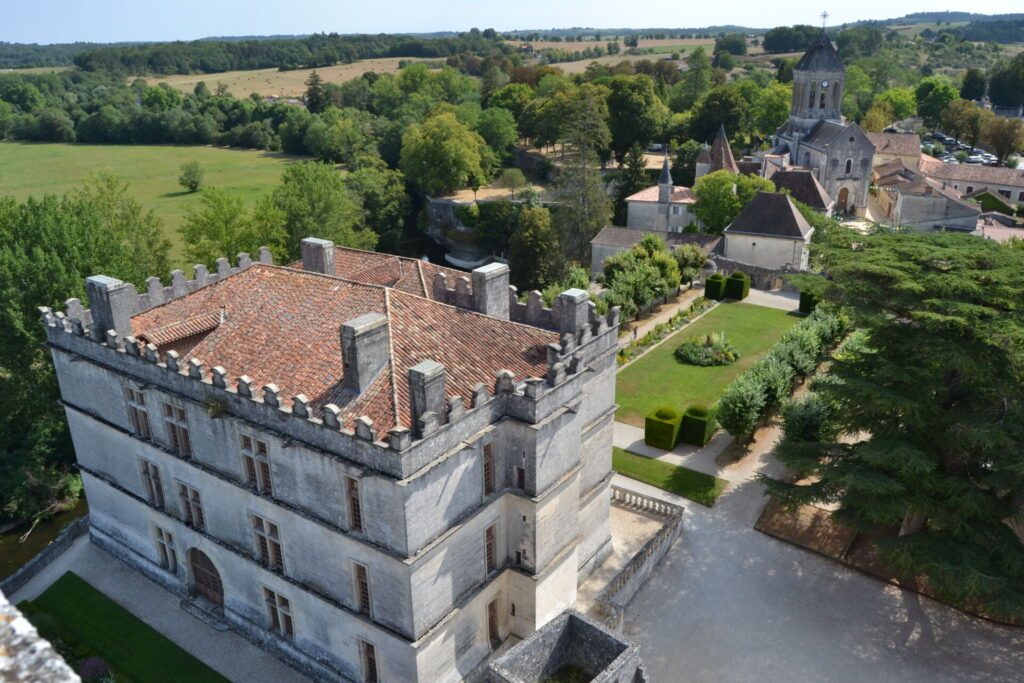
0;142;301;262
140;57;435;97
616;301;799;427
510;37;715;52
20;572;227;683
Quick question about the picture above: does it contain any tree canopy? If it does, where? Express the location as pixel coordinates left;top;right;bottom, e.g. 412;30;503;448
400;111;493;196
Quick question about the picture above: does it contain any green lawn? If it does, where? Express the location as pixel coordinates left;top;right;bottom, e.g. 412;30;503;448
613;448;727;506
0;141;302;263
19;571;227;683
616;301;799;427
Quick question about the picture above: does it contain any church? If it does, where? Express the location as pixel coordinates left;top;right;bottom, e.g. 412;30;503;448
769;30;875;215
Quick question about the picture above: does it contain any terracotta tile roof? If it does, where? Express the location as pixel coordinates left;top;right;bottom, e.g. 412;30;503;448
865;132;922;159
137;311;222;347
708;125;739;174
591;226;720;253
129;265;556;432
919;156;1024;188
625;185;696;203
291;247;467;300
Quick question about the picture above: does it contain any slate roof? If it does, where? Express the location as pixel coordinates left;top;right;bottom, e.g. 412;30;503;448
794;31;845;73
770;170;833;210
724;192;813;239
130;265;556;431
803;119;865;149
625;185;696;203
658;155;673;185
591;226;721;252
918;156;1024;188
865;132;921;159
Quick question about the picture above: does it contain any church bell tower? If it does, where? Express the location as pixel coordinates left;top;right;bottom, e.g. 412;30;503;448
789;29;845;125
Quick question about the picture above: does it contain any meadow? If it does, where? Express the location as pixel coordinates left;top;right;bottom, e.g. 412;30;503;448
141;57;434;97
0;142;301;262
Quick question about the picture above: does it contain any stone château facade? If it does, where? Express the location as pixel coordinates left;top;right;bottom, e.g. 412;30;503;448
41;239;619;682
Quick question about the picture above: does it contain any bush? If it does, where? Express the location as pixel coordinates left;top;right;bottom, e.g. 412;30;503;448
178;161;204;193
675;331;739;366
724;271;750;300
705;272;727;300
717;374;766;438
680;404;718;446
781;394;829;443
645;406;683;449
750;354;794;406
799;289;819;314
774;325;819;375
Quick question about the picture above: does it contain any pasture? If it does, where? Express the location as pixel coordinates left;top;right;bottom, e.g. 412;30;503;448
0;142;301;262
139;57;435;97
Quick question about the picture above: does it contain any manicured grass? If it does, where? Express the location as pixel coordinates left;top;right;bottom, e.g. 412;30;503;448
616;302;799;427
0;141;302;263
20;571;227;683
613;448;727;507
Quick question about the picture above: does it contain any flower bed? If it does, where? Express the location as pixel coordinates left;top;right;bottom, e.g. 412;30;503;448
674;331;739;366
617;297;714;366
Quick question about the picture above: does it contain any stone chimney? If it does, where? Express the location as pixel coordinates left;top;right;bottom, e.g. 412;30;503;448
340;313;390;393
557;288;590;335
409;360;446;436
86;275;136;338
300;237;336;275
471;263;510;319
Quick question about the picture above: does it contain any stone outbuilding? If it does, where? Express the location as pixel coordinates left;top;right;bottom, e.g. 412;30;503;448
722;192;814;272
625;156;697;231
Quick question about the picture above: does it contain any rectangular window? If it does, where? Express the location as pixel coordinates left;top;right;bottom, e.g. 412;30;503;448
177;483;205;531
347;477;363;533
162;403;192;458
999;189;1011;199
253;515;285;572
482;443;495;496
125;387;152;440
515;467;526;490
966;186;974;194
241;435;273;495
360;639;379;683
154;527;177;573
354;562;372;615
263;588;293;639
485;524;497;574
1018;191;1023;201
140;460;165;509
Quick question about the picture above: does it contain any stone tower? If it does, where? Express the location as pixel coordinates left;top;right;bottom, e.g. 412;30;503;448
789;31;845;126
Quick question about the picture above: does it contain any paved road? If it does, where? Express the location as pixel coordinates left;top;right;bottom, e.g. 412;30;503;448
618;441;1024;683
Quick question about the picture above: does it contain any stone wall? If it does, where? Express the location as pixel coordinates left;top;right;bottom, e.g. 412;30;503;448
0;516;89;597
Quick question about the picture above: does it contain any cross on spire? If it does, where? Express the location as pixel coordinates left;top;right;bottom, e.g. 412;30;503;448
821;11;829;29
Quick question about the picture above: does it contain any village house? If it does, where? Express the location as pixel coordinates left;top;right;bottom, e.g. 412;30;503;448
40;239;621;683
873;159;981;232
865;132;923;167
625;156;697;231
918;156;1024;209
719;192;814;281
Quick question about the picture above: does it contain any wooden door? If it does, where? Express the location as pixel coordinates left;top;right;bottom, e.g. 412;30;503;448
189;549;224;608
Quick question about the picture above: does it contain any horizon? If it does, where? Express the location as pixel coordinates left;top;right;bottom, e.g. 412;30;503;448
3;2;1023;45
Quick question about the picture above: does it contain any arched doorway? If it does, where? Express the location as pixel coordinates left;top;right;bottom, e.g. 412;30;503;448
188;549;224;608
837;187;850;213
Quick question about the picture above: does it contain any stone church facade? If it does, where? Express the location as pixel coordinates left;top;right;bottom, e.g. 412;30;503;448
41;240;619;682
771;31;875;214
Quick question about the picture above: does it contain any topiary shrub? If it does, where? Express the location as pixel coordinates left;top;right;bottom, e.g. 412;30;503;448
717;373;766;438
78;657;111;682
724;271;750;300
679;403;718;446
675;332;739;366
704;272;727;300
799;290;819;314
645;406;683;450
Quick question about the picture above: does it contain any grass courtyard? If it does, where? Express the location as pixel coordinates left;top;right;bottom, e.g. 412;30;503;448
18;571;227;683
616;302;799;427
613;448;728;506
0;141;302;262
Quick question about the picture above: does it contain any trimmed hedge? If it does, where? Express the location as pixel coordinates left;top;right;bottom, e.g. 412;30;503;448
705;273;727;300
799;290;819;314
645;406;682;450
717;308;848;439
680;404;718;446
724;272;750;300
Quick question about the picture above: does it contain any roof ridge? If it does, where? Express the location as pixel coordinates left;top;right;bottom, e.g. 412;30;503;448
416;260;428;298
384;288;400;431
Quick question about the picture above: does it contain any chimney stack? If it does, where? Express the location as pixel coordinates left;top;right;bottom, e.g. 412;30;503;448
301;237;336;275
471;262;510;319
340;313;390;393
409;360;446;436
557;288;590;335
86;275;136;339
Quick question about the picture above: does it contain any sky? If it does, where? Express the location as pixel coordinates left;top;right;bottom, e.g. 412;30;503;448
3;1;1022;44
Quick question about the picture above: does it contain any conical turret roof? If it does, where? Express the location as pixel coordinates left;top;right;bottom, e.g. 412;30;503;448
658;154;673;185
708;125;739;175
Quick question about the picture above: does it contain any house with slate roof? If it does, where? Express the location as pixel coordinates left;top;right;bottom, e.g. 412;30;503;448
40;238;621;682
722;192;814;272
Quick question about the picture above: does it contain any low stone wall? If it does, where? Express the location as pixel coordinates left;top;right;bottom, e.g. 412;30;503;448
594;488;684;630
712;256;800;292
512;147;557;181
0;516;89;597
